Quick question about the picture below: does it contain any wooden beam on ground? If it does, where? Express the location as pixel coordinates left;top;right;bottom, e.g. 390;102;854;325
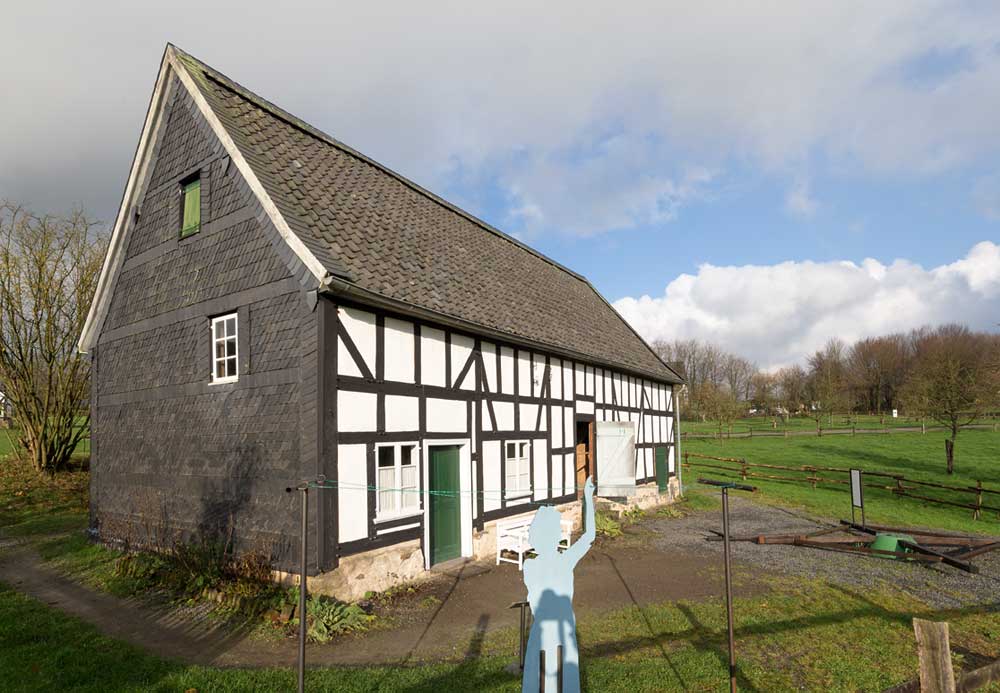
793;540;942;562
949;542;1000;560
956;657;1000;692
840;520;878;535
899;540;978;574
914;619;956;693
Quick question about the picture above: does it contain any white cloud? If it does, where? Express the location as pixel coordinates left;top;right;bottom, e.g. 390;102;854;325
4;2;1000;232
613;241;1000;369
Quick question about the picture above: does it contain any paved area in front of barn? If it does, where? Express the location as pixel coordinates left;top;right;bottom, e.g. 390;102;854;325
0;496;996;669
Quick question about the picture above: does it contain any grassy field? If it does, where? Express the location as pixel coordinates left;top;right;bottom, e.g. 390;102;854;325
0;456;88;537
2;574;998;692
3;426;999;690
0;426;91;462
682;413;1000;436
683;428;1000;534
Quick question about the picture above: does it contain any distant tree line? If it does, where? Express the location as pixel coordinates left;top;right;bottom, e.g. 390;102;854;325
654;325;1000;473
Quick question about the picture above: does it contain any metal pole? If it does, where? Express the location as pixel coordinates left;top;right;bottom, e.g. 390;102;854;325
539;649;546;693
298;487;308;693
722;487;737;693
519;604;527;670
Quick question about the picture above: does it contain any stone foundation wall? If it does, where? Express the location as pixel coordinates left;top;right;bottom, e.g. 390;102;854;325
596;478;682;517
295;482;681;602
281;539;428;602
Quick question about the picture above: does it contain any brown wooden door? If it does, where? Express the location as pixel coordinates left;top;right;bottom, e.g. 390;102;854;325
575;421;593;497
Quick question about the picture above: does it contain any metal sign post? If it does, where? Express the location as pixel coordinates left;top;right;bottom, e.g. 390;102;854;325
850;469;865;528
698;477;756;693
286;483;309;693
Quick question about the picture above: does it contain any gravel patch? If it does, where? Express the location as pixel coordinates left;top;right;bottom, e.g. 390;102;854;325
650;496;1000;610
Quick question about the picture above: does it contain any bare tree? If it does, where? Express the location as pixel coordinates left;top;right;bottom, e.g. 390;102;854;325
722;354;756;403
775;365;808;419
846;334;909;419
900;325;1000;474
696;382;743;439
0;203;107;473
807;339;849;434
749;371;778;416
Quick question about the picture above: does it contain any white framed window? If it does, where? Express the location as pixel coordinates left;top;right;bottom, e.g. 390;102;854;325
504;441;531;499
376;442;420;520
211;313;239;384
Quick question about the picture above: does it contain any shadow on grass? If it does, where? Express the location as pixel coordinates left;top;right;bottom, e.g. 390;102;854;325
578;583;999;664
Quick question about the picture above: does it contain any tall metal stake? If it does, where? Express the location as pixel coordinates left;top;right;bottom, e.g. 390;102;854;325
298;486;308;693
698;477;756;693
722;487;737;693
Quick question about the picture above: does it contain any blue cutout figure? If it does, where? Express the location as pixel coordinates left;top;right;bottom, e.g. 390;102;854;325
522;476;595;693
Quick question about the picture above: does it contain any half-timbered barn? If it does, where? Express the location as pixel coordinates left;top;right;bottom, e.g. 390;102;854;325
79;45;684;598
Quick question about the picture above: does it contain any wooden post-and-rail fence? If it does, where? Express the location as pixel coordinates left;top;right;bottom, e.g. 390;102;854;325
682;452;1000;520
883;619;1000;693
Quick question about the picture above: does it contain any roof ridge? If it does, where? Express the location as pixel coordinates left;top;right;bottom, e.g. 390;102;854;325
171;45;587;283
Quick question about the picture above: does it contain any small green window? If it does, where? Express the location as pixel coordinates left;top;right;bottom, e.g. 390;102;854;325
180;177;201;237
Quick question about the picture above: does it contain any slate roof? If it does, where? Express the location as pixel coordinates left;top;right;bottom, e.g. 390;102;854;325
175;48;681;383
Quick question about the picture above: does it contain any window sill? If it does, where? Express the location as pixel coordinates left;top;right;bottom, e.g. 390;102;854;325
375;511;422;524
209;376;239;386
505;491;532;501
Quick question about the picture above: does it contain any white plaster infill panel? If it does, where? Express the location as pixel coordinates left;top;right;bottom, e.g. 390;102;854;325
385;395;419;432
500;347;515;395
481;342;497;393
421;327;446;388
483;440;502;512
337;444;368;543
426;397;467;433
338;391;376;432
338;307;376;377
451;334;474;389
384;317;415;383
494;401;515;431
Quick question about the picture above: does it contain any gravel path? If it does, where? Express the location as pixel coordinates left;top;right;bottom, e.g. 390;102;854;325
651;496;1000;610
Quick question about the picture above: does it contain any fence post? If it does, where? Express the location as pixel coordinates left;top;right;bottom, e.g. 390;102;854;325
974;481;982;521
852;426;856;436
913;619;956;693
740;459;747;481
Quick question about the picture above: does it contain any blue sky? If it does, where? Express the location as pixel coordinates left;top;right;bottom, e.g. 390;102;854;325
3;1;998;366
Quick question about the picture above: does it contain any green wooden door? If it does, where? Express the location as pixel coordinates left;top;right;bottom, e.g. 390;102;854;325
655;446;669;493
429;445;462;565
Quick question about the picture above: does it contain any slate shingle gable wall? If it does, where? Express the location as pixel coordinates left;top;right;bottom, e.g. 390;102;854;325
91;77;311;568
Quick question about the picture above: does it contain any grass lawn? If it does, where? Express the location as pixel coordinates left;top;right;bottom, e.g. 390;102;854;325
683;428;1000;534
0;455;88;538
3;573;999;692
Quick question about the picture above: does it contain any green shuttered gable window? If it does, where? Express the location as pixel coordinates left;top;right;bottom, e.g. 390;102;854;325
180;177;201;237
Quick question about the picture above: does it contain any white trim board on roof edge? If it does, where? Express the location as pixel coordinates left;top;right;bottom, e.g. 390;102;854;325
77;44;332;354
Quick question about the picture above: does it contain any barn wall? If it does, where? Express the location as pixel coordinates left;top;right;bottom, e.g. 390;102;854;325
327;298;678;560
91;77;315;570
